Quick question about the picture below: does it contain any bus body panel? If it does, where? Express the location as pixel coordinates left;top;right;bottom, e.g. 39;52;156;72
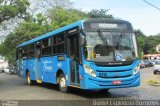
84;73;140;89
16;59;23;77
39;56;54;83
78;64;85;88
22;60;27;78
27;59;37;80
81;60;140;89
39;55;70;84
21;59;36;80
21;55;71;85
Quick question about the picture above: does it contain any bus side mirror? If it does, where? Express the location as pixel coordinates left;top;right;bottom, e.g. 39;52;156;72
80;30;86;47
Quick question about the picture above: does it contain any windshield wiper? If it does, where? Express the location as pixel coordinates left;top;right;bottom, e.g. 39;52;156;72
97;29;108;46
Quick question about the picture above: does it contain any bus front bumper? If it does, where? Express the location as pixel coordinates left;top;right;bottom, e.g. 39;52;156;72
83;72;140;90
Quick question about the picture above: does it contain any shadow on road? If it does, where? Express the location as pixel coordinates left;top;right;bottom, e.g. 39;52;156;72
32;82;131;99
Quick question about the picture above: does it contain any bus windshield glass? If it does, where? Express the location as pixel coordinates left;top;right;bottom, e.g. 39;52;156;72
84;31;138;62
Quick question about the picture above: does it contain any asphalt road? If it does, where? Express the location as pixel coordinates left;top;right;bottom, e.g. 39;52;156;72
0;67;160;100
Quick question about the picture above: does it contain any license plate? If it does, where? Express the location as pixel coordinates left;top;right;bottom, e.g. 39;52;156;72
112;80;122;85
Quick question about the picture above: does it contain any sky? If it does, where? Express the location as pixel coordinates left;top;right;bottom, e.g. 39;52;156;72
70;0;160;36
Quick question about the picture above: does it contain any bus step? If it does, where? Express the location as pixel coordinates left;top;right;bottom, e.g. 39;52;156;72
36;80;42;83
69;85;80;88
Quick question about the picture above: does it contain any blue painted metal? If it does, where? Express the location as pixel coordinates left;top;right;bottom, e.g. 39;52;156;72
81;59;140;89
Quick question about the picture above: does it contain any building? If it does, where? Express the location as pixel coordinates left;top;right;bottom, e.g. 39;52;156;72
0;56;9;68
143;54;160;60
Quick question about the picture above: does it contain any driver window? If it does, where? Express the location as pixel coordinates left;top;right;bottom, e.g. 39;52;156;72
86;35;95;46
96;37;103;44
121;35;132;50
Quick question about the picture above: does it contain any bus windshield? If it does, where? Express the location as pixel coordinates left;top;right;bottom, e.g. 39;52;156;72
84;31;138;62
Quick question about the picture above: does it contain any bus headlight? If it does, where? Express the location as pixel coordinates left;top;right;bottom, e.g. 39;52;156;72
84;64;96;77
133;64;140;75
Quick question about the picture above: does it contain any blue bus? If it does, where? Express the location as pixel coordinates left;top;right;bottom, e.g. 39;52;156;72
16;19;140;92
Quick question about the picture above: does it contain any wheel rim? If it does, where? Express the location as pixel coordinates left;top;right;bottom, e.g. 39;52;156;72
60;77;66;88
27;74;31;84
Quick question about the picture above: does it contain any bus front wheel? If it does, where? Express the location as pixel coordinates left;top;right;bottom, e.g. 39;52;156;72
26;72;34;85
99;89;110;93
59;74;69;93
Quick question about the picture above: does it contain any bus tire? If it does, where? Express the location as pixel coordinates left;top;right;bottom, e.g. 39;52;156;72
59;74;69;93
99;89;110;93
26;72;34;85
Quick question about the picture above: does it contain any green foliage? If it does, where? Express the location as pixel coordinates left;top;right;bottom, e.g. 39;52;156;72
88;9;113;18
0;0;113;65
48;8;88;30
0;14;49;64
0;0;30;23
135;30;146;59
0;5;88;64
144;35;160;54
135;30;160;59
0;34;16;64
0;0;159;65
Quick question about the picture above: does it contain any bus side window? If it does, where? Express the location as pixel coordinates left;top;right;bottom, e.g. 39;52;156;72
53;33;65;54
28;43;35;58
42;38;52;56
22;46;28;59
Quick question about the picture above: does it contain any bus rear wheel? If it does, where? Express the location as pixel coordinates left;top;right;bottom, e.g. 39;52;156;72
59;74;69;93
26;72;34;85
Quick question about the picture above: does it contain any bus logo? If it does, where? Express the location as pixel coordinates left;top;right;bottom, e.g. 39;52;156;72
116;54;122;61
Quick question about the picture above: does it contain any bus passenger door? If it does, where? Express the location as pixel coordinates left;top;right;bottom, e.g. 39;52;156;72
35;42;42;80
67;32;80;86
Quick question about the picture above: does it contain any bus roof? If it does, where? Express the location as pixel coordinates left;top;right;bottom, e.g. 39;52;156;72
16;20;84;48
16;19;132;48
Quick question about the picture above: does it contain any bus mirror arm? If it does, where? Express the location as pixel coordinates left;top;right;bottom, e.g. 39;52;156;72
80;38;85;47
80;30;86;47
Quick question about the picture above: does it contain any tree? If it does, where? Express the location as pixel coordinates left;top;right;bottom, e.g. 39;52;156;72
29;0;73;16
88;9;113;18
135;30;146;59
135;30;160;58
0;14;49;64
38;0;72;9
0;34;16;64
47;7;87;30
0;0;30;24
0;0;88;64
144;35;160;54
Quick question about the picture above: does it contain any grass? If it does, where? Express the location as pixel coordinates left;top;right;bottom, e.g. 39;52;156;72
141;74;160;86
148;80;160;86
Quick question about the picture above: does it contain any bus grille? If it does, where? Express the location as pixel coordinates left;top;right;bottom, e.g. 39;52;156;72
96;70;132;78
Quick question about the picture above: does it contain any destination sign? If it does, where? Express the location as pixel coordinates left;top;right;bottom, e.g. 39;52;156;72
90;23;127;30
83;22;131;31
91;23;118;29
